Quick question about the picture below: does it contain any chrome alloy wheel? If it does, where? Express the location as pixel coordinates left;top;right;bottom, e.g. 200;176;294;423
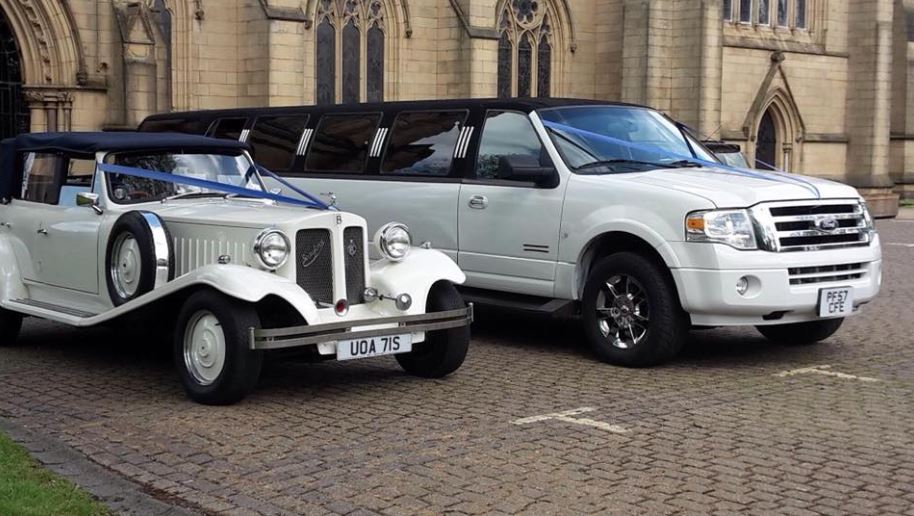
595;274;650;350
110;233;142;298
183;310;226;386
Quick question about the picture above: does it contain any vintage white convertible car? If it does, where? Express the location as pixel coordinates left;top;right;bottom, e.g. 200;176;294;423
0;133;473;404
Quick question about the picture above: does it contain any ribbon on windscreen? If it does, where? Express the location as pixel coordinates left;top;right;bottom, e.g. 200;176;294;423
540;120;821;199
98;163;329;209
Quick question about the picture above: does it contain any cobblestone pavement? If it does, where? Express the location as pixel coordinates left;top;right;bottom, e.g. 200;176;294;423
2;220;914;515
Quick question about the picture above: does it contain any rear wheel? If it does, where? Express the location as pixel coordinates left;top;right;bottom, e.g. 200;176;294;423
582;253;687;367
756;318;844;345
0;308;23;346
174;290;263;405
396;282;469;378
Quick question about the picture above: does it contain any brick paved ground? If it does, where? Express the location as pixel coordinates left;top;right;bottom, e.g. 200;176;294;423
2;219;914;515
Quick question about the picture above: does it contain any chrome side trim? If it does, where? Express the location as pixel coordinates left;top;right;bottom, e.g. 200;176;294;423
239;129;251;142
455;126;475;159
139;211;172;288
296;129;314;156
9;298;97;318
370;128;389;158
250;305;474;350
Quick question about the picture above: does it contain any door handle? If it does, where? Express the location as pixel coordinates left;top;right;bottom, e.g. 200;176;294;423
36;228;48;236
468;195;488;210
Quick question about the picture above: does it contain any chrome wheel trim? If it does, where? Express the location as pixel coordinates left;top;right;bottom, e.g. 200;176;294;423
110;233;142;299
183;310;226;386
595;274;650;350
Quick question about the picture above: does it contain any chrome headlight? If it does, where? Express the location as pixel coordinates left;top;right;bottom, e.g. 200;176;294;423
375;222;411;262
860;200;876;233
686;209;758;250
253;228;290;270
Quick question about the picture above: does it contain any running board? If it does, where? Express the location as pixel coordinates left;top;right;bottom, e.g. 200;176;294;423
6;298;98;324
458;287;577;316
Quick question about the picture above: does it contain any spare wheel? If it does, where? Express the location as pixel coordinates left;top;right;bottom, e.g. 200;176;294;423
105;211;175;306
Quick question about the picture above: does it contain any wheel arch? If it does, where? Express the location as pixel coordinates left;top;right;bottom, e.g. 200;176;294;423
576;231;681;304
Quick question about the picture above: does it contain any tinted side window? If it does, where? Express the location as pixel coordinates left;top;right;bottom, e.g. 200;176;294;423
19;153;62;204
475;111;547;181
249;115;309;172
381;111;467;177
305;113;381;174
209;118;248;141
140;118;208;135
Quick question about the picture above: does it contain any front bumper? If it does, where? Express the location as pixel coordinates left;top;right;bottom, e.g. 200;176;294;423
250;305;474;351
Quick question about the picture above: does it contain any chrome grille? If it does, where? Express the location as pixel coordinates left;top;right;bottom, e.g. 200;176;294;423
296;229;333;305
758;201;871;252
788;263;866;285
343;227;366;303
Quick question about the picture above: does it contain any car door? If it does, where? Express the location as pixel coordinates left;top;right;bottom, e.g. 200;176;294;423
457;110;565;298
290;111;464;263
12;153;101;294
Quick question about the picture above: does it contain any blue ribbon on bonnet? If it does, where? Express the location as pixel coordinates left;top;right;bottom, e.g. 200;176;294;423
540;120;822;199
98;163;329;209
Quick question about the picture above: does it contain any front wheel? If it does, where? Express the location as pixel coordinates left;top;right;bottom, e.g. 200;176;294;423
0;308;23;346
396;282;469;378
582;253;688;367
756;318;844;345
174;290;263;405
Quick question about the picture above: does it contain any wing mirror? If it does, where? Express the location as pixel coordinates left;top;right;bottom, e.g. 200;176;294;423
498;155;559;188
76;192;103;215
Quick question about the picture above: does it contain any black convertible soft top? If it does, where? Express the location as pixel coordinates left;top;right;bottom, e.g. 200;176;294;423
1;132;249;201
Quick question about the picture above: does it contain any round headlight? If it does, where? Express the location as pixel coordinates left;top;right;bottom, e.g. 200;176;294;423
375;222;412;262
253;229;290;270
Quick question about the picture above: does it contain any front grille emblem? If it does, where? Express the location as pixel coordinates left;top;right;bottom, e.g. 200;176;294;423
815;216;839;233
346;238;358;257
300;240;325;268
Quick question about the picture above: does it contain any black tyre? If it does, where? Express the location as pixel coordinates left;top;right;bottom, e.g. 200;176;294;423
396;282;469;378
0;308;23;346
105;211;175;306
756;318;844;345
582;252;687;367
174;290;263;405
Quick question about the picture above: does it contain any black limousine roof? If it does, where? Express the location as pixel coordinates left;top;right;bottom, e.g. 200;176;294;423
1;132;248;200
141;97;645;122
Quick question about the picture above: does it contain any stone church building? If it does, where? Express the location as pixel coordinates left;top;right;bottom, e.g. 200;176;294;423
1;0;912;214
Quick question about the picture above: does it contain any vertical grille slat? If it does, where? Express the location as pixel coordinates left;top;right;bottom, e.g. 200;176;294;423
343;227;366;303
296;229;334;305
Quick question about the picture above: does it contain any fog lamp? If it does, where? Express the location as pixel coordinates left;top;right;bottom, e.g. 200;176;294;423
736;276;750;296
395;293;412;311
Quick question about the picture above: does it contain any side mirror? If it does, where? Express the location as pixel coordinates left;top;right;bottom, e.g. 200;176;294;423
76;192;103;215
498;155;559;188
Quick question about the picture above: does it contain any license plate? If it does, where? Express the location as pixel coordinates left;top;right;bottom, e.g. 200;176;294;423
337;334;412;361
818;287;854;318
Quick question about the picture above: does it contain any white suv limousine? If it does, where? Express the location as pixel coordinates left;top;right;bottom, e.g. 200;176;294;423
0;132;472;404
140;99;882;367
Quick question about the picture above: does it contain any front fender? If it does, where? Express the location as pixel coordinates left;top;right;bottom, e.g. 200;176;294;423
370;249;465;314
0;234;28;303
164;264;321;324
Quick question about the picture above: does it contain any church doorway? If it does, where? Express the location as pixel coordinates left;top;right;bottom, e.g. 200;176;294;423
0;7;29;140
755;109;777;170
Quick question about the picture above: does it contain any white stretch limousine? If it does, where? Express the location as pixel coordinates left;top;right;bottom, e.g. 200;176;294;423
140;98;882;366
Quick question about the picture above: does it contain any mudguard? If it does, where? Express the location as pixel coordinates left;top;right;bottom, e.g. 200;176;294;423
369;248;466;315
0;234;28;303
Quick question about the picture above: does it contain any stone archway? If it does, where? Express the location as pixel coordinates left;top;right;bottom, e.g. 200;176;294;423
0;6;28;139
756;109;778;170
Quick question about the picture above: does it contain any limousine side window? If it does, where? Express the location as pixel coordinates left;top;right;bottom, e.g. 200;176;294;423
475;111;550;181
140;118;208;135
381;111;468;177
248;115;309;172
208;117;248;141
305;113;381;173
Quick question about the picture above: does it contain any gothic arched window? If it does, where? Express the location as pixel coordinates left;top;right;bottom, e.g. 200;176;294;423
315;0;387;105
497;1;554;98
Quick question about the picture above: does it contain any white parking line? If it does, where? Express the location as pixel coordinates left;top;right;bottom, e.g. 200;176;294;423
887;242;914;248
512;407;629;434
774;364;881;382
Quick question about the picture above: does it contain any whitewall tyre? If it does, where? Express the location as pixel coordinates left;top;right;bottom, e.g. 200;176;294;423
756;318;844;346
105;211;174;306
395;282;469;378
174;290;263;405
582;253;687;367
0;308;22;346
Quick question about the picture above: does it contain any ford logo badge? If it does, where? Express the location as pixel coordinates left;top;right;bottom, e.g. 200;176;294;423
815;216;839;233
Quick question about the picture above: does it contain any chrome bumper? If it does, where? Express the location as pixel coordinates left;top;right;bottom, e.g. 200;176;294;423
249;304;474;351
